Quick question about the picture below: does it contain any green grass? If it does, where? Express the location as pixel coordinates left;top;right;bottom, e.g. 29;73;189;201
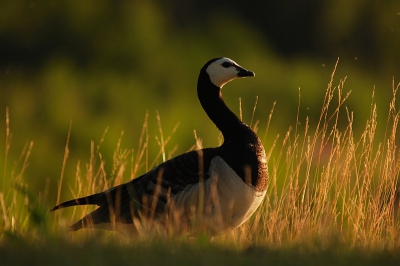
1;238;400;266
1;66;400;265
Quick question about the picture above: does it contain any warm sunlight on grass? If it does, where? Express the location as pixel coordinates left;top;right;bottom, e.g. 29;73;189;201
1;65;400;264
222;63;400;250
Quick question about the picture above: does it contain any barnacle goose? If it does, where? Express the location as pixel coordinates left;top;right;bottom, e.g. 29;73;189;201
51;58;269;235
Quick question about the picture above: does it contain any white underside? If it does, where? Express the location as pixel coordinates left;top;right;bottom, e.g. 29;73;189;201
169;156;266;235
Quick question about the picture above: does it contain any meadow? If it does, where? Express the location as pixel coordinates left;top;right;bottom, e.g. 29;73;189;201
1;64;399;265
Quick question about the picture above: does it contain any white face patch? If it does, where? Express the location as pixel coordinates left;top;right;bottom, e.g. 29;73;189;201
206;58;242;88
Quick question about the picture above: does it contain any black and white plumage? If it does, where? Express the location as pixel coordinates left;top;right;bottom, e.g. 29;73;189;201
51;58;269;235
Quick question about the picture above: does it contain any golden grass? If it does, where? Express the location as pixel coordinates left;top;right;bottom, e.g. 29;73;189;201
221;64;400;250
1;65;400;252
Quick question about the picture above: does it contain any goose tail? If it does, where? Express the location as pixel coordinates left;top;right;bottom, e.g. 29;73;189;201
50;192;103;212
51;182;141;231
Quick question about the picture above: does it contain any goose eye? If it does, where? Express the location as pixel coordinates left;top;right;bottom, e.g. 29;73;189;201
221;62;232;68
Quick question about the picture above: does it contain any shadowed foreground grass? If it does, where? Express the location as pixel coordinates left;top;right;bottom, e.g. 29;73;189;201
1;237;400;266
1;66;400;265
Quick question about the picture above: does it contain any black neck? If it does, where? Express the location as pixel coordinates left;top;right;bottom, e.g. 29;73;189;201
197;73;249;141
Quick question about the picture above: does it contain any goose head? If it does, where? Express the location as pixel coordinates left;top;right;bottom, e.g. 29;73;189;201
204;58;255;88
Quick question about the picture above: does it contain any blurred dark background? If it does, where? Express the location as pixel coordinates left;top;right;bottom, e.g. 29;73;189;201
0;0;399;203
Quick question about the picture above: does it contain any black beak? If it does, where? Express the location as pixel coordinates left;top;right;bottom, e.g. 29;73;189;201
237;67;255;77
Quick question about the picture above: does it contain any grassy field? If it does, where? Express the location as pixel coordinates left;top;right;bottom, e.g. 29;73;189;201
1;238;399;265
1;67;400;265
